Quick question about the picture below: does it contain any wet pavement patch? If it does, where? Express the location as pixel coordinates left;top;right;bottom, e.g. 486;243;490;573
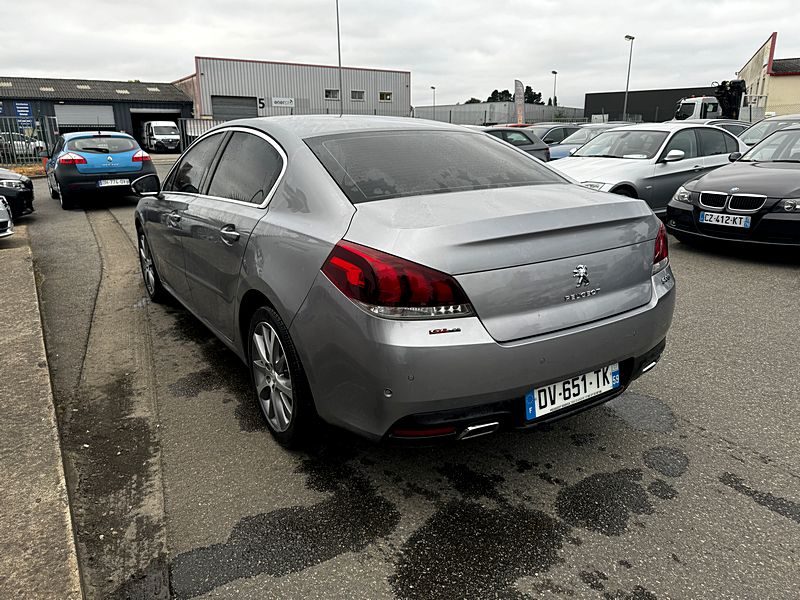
555;469;654;536
579;569;609;590
606;392;676;433
643;447;689;478
647;479;678;500
391;499;570;600
438;463;504;501
170;450;399;598
603;585;658;599
719;472;800;524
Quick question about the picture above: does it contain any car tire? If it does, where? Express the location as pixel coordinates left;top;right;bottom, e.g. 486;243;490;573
57;181;76;210
137;230;170;304
48;177;59;200
612;187;637;198
248;306;317;448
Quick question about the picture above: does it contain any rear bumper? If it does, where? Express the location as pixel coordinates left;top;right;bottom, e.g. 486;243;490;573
291;266;676;441
56;163;155;193
666;200;800;246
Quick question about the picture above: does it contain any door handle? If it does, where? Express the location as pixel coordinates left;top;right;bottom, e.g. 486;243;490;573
692;165;703;171
167;213;181;228
219;225;240;245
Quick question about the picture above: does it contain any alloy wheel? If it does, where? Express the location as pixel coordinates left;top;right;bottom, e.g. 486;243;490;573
138;234;156;295
251;322;294;432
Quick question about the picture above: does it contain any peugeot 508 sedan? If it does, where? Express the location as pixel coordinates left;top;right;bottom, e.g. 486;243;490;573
666;125;800;246
133;116;676;448
45;131;156;209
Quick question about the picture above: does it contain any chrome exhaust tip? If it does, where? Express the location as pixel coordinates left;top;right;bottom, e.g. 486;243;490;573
458;421;500;441
641;359;659;373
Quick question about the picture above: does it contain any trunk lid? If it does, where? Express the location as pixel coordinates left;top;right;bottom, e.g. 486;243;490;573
344;184;659;341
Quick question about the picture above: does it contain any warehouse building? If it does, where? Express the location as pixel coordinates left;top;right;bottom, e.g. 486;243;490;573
583;86;716;122
737;32;800;116
174;56;411;119
0;76;192;144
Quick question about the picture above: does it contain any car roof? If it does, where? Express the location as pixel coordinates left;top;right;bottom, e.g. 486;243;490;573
680;118;750;125
611;122;724;133
578;122;631;128
63;131;134;140
763;113;800;121
212;115;477;140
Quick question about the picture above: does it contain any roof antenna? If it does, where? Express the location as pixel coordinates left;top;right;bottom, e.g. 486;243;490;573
336;0;343;117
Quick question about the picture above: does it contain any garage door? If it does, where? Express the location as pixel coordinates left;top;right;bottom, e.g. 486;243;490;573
54;104;115;126
211;96;258;121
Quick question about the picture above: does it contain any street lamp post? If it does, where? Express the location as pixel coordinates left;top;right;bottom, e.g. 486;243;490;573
622;35;635;121
335;0;343;117
431;86;436;121
551;70;558;107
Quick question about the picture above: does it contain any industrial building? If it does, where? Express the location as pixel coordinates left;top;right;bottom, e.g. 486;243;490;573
414;101;583;125
737;32;800;116
583;86;716;122
174;56;411;120
0;76;192;144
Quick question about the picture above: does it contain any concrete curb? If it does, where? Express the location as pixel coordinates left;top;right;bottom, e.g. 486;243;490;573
0;226;82;599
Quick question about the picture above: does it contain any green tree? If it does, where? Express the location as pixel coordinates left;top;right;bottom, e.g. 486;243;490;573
524;85;543;104
547;97;552;106
487;90;500;102
464;97;482;104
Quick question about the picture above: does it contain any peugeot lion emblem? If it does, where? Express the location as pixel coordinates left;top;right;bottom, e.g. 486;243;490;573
107;156;113;163
730;186;740;193
573;264;590;287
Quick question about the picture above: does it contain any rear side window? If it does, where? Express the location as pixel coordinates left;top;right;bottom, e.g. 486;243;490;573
165;132;223;194
723;131;739;153
67;136;137;153
503;131;531;146
663;129;699;159
306;130;564;204
697;128;728;156
207;132;283;204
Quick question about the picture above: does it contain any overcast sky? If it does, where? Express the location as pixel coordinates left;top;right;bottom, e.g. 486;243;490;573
5;1;799;108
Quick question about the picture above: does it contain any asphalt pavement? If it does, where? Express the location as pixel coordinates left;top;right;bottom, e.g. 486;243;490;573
25;171;800;600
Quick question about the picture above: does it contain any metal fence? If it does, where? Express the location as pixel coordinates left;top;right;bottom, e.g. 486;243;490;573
0;116;59;166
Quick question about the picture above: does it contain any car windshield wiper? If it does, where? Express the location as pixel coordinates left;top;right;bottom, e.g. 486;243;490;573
579;154;621;158
770;159;800;163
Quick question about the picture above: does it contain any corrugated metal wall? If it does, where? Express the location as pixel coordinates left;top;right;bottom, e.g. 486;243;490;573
413;102;585;125
196;57;411;118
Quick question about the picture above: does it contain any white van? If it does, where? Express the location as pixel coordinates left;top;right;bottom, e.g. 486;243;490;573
141;121;180;152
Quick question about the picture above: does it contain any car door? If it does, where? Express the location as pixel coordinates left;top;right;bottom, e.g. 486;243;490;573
181;128;286;341
649;128;703;212
46;137;64;187
144;131;226;304
697;127;739;174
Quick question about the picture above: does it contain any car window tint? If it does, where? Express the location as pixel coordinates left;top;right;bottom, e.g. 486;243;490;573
697;128;728;156
664;130;698;159
306;130;565;204
722;131;739;153
543;128;564;143
486;130;504;139
503;131;530;146
67;137;137;153
167;133;224;194
207;132;283;204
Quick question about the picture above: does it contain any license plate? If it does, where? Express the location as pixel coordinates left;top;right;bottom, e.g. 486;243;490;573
526;363;620;421
97;178;129;187
699;211;751;228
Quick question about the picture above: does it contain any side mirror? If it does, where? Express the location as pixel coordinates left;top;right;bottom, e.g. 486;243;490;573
131;173;162;198
728;151;742;162
662;149;685;163
569;147;577;155
543;138;556;145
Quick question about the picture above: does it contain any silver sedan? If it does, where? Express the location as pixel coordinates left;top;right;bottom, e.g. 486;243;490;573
552;122;748;214
133;116;675;447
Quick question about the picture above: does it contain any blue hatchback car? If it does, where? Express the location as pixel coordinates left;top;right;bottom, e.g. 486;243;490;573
45;131;156;209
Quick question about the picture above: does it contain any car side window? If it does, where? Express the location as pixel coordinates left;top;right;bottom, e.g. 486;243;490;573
206;131;283;204
503;131;530;146
697;128;728;156
165;133;224;194
722;131;740;153
663;129;699;159
486;130;504;140
543;128;564;144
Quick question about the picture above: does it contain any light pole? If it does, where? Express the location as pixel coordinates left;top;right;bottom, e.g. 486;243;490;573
622;35;635;121
335;0;343;117
551;70;558;107
431;86;436;121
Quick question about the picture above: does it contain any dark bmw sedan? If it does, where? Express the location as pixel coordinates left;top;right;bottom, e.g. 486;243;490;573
0;167;34;219
666;125;800;246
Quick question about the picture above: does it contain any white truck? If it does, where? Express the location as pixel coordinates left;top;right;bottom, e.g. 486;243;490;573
141;121;181;152
673;80;766;123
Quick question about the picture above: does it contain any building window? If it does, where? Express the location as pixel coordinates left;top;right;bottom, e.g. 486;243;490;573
379;91;393;102
351;90;365;102
325;89;340;101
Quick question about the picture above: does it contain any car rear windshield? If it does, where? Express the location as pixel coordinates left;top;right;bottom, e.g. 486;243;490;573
573;130;668;159
154;126;179;135
305;130;565;204
67;136;138;154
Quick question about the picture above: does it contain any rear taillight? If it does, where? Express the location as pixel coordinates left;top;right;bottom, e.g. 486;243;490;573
652;222;669;273
132;150;151;162
321;240;474;319
58;152;87;165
